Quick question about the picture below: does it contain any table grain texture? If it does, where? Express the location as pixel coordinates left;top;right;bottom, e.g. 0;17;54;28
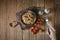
0;0;60;40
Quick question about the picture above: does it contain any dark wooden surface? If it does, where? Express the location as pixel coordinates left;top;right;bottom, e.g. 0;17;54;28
54;0;60;40
0;0;60;40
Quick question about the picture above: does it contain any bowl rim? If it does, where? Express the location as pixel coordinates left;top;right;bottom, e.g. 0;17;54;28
21;10;37;25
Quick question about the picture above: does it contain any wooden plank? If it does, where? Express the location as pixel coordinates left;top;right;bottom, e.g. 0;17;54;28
16;0;23;40
26;0;45;40
16;0;33;40
0;0;7;40
54;0;60;40
6;0;17;40
28;0;38;40
44;0;55;40
45;0;55;26
45;0;55;28
36;0;44;40
21;0;32;40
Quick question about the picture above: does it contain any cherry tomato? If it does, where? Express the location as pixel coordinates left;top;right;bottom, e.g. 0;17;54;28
31;26;34;29
37;17;40;19
41;19;44;22
40;21;43;24
37;25;41;28
35;27;38;31
29;28;33;32
37;24;40;27
39;30;43;32
34;23;37;26
33;29;37;33
37;18;40;21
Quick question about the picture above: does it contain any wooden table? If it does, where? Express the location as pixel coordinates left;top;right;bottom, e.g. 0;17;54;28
0;0;59;40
